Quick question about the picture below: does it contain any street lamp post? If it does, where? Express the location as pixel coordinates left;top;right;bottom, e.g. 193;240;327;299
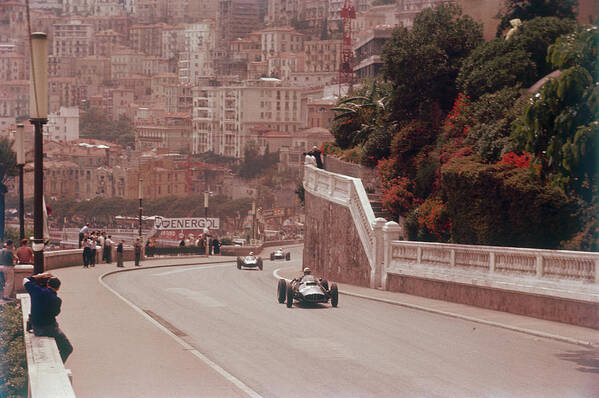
29;32;48;275
204;191;209;255
15;124;25;240
138;177;143;238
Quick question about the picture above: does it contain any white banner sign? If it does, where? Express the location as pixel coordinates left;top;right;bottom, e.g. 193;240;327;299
154;217;220;230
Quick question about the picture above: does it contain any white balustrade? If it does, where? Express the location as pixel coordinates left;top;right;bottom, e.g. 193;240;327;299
303;162;598;295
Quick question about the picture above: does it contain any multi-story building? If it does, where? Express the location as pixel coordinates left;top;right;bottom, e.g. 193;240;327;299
93;0;127;17
94;29;124;57
0;80;29;120
142;56;170;77
49;56;76;78
111;47;144;80
161;25;186;60
53;20;94;58
306;98;335;129
178;23;215;84
302;0;329;31
186;0;219;22
105;88;135;120
119;74;151;100
0;52;26;81
0;1;28;46
48;77;85;113
130;23;168;57
266;0;300;27
259;26;304;61
304;39;342;73
135;113;192;153
46;106;80;142
267;53;305;80
289;71;337;88
151;73;178;108
84;15;131;42
75;56;111;86
132;0;168;24
192;78;306;158
131;155;188;200
216;0;262;59
353;26;393;79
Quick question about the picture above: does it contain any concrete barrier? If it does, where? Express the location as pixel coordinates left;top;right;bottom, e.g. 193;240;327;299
17;294;76;398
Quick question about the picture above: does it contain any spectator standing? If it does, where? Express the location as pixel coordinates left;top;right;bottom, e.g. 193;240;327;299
82;235;92;268
98;232;105;262
24;272;73;362
306;146;323;169
78;224;89;248
0;240;16;299
104;235;113;263
212;237;221;255
134;238;142;266
16;238;34;264
90;234;98;267
116;240;124;267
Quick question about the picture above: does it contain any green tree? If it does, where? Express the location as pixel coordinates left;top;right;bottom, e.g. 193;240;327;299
382;3;483;122
236;140;279;179
80;108;135;148
512;24;599;198
441;157;581;248
0;138;17;241
458;17;575;100
496;0;578;36
331;80;391;148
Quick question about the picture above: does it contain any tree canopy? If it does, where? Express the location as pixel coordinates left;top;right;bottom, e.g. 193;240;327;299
496;0;579;36
382;3;483;122
80;107;135;147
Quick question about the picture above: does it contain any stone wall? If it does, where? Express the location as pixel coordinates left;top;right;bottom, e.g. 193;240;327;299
387;274;599;329
303;191;371;287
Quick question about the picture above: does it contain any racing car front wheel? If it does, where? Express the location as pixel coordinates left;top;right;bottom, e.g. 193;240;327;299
286;283;294;308
236;258;242;269
285;252;291;261
330;283;338;307
277;279;287;303
270;253;274;261
258;258;263;270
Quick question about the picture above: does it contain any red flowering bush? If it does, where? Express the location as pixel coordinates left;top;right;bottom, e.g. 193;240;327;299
444;93;473;139
381;176;418;217
416;198;451;241
498;151;534;168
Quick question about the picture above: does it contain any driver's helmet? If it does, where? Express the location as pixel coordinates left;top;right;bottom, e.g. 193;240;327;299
279;248;283;251
249;252;254;256
303;267;311;275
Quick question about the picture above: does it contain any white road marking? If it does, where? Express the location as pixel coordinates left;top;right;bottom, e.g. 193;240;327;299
100;266;263;398
167;287;226;307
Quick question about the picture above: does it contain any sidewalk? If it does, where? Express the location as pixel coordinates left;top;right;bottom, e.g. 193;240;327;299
51;255;248;398
276;268;599;348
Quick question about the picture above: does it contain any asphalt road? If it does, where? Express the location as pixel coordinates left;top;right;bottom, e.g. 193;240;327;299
103;246;599;398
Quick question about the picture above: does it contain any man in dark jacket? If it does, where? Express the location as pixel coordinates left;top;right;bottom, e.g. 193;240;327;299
24;272;73;362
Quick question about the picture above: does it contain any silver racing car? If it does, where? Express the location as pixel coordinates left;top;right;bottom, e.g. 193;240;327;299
270;248;291;261
277;273;338;308
237;252;263;270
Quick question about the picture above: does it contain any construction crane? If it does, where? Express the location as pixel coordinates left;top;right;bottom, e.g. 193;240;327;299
339;0;356;96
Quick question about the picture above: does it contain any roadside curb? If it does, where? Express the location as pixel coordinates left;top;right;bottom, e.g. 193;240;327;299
272;268;596;348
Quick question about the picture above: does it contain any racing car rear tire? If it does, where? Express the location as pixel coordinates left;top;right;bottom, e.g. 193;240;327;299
277;279;287;303
330;283;338;307
236;258;241;269
270;253;274;261
258;258;263;270
286;283;294;308
285;252;291;261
